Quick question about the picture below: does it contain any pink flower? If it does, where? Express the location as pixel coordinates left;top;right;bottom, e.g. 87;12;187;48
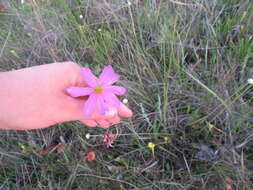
67;65;126;116
103;132;116;148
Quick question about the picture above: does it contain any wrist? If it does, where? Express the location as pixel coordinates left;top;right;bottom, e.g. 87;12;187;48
0;72;11;128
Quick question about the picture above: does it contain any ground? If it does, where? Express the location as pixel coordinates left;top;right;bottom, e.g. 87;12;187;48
0;0;253;189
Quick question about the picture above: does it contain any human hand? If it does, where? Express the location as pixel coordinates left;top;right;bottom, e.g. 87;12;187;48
0;62;132;130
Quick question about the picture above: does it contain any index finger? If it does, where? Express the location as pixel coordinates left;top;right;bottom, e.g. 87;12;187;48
118;103;133;118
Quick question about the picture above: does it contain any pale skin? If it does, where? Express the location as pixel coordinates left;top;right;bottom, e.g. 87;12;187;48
0;62;133;130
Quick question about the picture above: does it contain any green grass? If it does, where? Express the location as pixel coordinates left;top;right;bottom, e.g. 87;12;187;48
0;0;253;189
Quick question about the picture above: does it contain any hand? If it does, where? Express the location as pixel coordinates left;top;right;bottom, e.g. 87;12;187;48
0;62;132;130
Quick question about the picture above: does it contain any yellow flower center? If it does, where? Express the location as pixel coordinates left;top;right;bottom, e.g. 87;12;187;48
94;86;103;94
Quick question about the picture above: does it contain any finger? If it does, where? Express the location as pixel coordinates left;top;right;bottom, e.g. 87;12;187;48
80;119;97;127
91;106;117;120
64;97;117;121
96;120;110;129
118;103;133;118
73;64;93;87
107;116;121;125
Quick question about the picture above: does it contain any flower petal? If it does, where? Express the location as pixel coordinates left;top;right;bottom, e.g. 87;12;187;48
98;65;120;86
84;94;97;116
81;67;97;87
104;93;120;107
86;151;96;162
105;85;126;96
97;95;106;115
67;87;93;97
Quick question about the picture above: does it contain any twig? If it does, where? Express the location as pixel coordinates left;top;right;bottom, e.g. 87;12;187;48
235;133;253;149
167;0;207;12
0;30;11;58
77;174;139;189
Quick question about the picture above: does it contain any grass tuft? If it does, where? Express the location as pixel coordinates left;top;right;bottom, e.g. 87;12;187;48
0;0;253;189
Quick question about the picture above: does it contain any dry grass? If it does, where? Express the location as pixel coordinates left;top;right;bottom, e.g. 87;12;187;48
0;0;253;189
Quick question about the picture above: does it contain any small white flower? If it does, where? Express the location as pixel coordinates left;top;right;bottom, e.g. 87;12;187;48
85;133;91;139
60;136;66;143
247;78;253;85
123;98;128;104
98;28;102;32
21;0;24;4
79;14;83;19
127;1;132;6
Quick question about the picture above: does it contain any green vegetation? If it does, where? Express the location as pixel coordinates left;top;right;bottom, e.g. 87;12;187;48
0;0;253;189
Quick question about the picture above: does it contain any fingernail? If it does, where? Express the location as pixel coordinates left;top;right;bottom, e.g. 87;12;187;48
105;110;116;117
